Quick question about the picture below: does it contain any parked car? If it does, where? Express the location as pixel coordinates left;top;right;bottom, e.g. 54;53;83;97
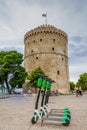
13;88;23;94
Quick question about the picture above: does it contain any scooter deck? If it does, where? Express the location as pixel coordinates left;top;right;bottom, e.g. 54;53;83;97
51;108;67;111
42;117;62;122
41;116;62;126
49;113;64;116
50;108;70;113
41;116;70;126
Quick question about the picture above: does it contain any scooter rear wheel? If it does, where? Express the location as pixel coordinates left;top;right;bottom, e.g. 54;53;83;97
62;120;70;126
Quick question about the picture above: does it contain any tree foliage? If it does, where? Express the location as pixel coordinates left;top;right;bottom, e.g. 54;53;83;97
0;50;28;94
9;66;27;89
76;73;87;90
70;81;75;90
27;67;45;92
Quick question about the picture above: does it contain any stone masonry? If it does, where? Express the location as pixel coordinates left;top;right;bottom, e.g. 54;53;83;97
24;25;70;93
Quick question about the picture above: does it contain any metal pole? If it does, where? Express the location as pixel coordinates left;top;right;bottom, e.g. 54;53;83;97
46;12;47;25
42;12;47;25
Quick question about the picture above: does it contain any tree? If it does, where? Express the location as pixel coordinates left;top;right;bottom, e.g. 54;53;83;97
0;69;5;85
0;51;7;85
9;66;28;89
27;67;45;93
76;73;87;90
0;50;28;94
70;81;75;91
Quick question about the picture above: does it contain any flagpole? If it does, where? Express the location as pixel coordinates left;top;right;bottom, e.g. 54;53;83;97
42;12;47;25
46;12;47;25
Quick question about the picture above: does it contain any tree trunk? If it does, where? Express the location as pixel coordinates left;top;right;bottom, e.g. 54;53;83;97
4;78;11;94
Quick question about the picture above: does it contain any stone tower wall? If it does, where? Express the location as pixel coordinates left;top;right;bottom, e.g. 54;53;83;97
24;25;70;93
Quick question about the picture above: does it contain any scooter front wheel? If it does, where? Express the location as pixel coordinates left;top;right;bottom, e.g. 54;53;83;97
31;116;38;124
31;117;36;124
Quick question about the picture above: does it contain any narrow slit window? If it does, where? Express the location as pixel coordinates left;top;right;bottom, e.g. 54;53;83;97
57;71;60;75
62;58;64;61
31;50;33;52
53;39;55;42
52;47;54;51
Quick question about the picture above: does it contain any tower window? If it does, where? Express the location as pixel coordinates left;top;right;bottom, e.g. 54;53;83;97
62;58;64;61
33;40;35;43
36;57;38;59
52;47;54;51
31;50;33;52
53;39;55;42
28;43;29;45
57;71;60;75
40;39;42;41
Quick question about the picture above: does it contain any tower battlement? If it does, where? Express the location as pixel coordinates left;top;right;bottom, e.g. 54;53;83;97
24;25;67;42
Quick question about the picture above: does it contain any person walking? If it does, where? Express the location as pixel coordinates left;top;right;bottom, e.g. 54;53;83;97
79;86;83;96
75;87;79;97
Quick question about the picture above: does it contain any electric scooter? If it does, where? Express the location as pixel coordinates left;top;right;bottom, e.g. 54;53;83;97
39;76;49;117
31;75;43;124
41;79;71;126
31;75;71;126
31;74;48;124
42;79;69;115
44;79;71;116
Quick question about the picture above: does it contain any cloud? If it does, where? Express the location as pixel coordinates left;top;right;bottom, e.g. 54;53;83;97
0;0;87;36
69;36;87;58
68;35;87;82
70;36;83;44
0;47;23;54
69;55;87;82
0;39;24;49
0;0;87;83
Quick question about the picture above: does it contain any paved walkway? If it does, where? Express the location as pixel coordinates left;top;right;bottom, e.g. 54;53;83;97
0;94;87;130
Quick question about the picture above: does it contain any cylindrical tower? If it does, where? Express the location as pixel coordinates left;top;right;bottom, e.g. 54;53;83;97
24;25;70;93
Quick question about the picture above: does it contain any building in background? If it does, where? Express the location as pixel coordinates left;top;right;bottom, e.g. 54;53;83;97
24;25;70;93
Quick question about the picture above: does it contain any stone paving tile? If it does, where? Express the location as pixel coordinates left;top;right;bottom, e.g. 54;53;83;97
0;95;87;130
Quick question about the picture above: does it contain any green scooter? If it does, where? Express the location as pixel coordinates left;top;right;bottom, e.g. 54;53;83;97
31;74;48;124
41;79;71;126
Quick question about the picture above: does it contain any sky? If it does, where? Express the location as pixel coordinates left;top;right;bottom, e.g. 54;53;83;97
0;0;87;83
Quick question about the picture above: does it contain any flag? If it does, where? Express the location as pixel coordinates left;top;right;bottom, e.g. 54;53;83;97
42;13;46;17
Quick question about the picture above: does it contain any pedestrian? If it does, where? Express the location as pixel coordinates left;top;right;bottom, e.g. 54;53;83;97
79;86;83;96
75;87;79;97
